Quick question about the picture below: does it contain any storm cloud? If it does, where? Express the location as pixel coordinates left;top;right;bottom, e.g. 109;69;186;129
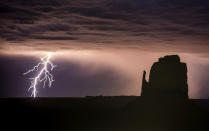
0;0;209;53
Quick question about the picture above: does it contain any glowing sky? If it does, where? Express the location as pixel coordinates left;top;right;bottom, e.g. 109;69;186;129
0;0;209;98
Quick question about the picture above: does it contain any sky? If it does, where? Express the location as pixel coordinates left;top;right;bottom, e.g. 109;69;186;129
0;0;209;98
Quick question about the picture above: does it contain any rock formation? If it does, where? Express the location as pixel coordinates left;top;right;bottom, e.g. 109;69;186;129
141;55;188;98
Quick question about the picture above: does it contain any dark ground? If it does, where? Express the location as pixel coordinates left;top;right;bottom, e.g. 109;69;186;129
1;96;209;131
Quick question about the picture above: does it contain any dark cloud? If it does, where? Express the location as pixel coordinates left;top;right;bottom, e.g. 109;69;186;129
0;0;208;47
32;36;77;40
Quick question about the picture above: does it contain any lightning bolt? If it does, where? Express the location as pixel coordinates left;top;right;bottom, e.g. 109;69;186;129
23;52;56;98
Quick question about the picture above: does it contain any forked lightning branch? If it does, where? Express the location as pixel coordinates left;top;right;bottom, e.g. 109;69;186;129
23;52;56;98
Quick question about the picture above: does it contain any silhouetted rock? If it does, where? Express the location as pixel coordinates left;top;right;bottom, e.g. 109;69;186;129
141;55;188;98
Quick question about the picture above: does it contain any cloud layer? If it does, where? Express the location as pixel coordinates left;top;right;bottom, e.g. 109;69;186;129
0;0;209;53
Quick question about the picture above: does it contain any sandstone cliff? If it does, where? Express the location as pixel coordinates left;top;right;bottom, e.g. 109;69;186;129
141;55;188;98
